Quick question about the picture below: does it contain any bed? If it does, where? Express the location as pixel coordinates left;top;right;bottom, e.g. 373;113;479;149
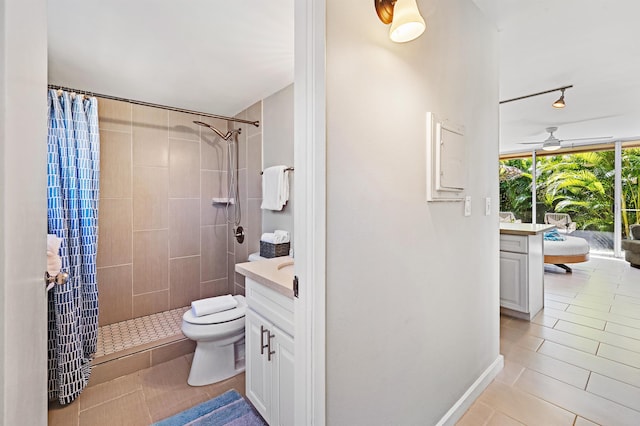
544;235;590;273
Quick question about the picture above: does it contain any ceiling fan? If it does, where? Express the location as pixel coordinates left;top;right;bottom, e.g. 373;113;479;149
518;127;612;151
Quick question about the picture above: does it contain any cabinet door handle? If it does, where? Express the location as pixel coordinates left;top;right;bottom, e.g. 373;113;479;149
267;331;276;361
260;325;269;355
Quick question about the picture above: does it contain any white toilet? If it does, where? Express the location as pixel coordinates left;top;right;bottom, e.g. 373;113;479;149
248;252;267;262
182;294;247;386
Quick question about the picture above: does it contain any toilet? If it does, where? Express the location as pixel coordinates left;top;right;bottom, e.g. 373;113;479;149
248;252;267;262
182;295;247;386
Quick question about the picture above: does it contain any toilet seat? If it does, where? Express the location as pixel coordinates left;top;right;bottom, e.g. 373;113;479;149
183;295;247;325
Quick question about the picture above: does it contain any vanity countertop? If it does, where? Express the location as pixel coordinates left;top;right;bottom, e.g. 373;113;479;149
235;256;294;299
500;223;556;236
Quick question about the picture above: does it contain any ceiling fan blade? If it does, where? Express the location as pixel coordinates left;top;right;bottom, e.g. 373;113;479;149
561;136;612;142
518;141;544;145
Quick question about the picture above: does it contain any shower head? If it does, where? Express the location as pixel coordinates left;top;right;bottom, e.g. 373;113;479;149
193;120;240;141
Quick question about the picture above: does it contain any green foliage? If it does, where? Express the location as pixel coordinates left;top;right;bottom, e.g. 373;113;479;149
499;148;640;237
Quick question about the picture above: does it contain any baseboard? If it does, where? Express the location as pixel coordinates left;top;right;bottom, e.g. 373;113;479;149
436;354;504;426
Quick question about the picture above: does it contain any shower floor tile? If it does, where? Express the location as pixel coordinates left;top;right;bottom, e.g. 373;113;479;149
95;307;188;359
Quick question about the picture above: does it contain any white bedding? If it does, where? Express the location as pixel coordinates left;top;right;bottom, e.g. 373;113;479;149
544;235;590;256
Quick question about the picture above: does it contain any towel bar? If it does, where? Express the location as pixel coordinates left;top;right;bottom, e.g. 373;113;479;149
260;167;294;175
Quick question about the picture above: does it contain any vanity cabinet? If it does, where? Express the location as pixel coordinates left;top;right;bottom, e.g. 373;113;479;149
245;278;294;426
499;250;528;312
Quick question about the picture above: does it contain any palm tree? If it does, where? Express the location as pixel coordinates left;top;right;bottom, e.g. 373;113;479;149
621;148;640;236
500;150;640;238
539;152;614;232
499;159;533;222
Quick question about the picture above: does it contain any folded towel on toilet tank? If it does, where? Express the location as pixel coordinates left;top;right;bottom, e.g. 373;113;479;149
191;295;238;317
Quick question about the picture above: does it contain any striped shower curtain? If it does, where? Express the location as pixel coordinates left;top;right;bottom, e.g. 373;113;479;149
47;89;100;404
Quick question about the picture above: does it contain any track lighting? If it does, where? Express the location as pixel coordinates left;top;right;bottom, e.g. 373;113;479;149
552;89;566;108
499;85;573;109
375;0;426;43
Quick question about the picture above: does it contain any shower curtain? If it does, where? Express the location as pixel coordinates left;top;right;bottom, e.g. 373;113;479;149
47;89;100;404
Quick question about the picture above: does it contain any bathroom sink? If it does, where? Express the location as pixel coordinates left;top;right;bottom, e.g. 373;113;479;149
277;260;294;274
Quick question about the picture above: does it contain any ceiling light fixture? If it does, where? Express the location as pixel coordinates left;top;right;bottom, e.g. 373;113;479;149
499;85;573;108
552;89;566;108
542;141;562;151
375;0;426;43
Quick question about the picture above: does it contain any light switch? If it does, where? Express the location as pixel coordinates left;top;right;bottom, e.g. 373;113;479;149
485;197;491;215
464;196;471;216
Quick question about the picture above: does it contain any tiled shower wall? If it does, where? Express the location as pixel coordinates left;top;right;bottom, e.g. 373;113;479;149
97;97;242;326
228;102;263;296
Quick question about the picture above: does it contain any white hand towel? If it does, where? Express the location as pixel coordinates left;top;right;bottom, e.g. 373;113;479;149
261;166;289;211
282;170;290;205
273;230;290;244
47;234;62;276
261;233;276;243
191;295;238;317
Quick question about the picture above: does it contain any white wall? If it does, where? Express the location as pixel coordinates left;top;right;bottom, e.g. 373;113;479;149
262;84;295;249
325;0;500;424
0;0;48;424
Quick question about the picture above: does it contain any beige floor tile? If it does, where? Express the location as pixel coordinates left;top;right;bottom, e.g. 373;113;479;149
201;372;246;398
574;292;616;306
615;294;640;306
611;304;640;320
48;401;79;426
477;380;575;425
546;293;612;312
500;326;544;352
554;320;640;354
597;343;640;368
506;345;590;389
605;321;640;340
138;355;192;399
544;299;570;311
457;401;494;426
90;351;151;387
79;373;141;411
147;391;211;423
504;321;599;354
531;311;558;328
515;369;640;426
574;416;601;426
539;341;640;388
486;412;525;426
587;372;640;412
495;359;525;386
79;390;151;426
567;305;640;329
545;288;579;298
537;307;606;330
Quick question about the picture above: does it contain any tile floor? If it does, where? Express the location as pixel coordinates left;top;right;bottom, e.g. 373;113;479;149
48;354;245;426
458;256;640;425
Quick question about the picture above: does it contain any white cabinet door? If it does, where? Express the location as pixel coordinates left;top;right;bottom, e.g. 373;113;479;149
500;251;528;312
246;309;271;421
271;326;295;426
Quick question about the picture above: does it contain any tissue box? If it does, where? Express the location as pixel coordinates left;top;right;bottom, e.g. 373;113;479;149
260;241;290;258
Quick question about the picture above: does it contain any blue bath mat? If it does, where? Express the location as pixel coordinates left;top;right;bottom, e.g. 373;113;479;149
153;389;266;426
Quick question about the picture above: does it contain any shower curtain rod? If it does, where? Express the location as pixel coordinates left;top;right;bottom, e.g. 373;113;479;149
47;84;260;127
